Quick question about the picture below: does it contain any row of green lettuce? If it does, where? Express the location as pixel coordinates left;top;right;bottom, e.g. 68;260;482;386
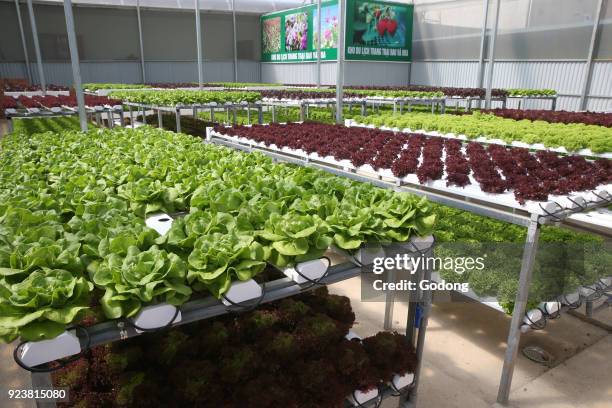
108;89;444;106
434;205;610;313
84;83;153;91
108;90;263;106
506;88;557;97
351;111;612;153
0;126;435;342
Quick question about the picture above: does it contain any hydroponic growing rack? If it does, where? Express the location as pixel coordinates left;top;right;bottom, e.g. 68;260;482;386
123;101;264;132
4;105;124;132
507;94;558;111
21;220;435;408
206;124;612;406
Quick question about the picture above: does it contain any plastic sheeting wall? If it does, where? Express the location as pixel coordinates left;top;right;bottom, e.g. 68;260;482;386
411;60;612;112
261;62;411;86
0;60;261;85
0;1;261;83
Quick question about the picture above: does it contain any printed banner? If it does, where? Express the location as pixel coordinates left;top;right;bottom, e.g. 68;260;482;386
261;0;412;63
261;1;338;63
345;0;413;61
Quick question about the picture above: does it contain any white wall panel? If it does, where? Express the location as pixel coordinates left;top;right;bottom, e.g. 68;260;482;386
411;61;480;87
261;62;410;86
1;60;260;85
0;62;29;79
589;62;612;99
411;60;612;112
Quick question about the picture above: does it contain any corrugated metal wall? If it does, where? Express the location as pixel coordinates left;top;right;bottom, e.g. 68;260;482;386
261;62;410;86
411;60;612;112
0;60;261;85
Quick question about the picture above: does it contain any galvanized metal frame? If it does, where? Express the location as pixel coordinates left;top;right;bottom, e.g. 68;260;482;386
232;0;238;82
579;0;605;111
136;0;146;83
335;0;345;124
497;214;541;405
316;0;322;87
14;0;32;83
62;0;87;132
476;0;490;89
26;0;45;92
484;0;501;109
195;0;204;88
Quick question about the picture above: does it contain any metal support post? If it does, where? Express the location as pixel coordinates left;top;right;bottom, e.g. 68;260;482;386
14;0;32;83
210;107;215;122
63;0;87;131
141;107;146;124
316;0;322;88
247;105;251;124
579;0;604;111
31;372;54;408
136;0;146;83
335;0;345;124
476;0;490;89
585;299;594;317
107;110;114;128
485;0;501;109
175;108;181;133
195;0;204;89
271;105;276;122
232;0;238;82
157;109;163;128
257;106;263;124
129;105;134;128
26;0;46;92
383;267;396;331
193;107;197;120
119;110;124;127
232;107;237;125
497;214;541;405
402;244;434;407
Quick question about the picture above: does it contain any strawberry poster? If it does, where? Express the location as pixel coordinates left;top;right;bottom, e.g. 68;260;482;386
345;0;413;61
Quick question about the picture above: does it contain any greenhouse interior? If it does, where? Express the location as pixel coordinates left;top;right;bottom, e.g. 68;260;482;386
0;0;610;407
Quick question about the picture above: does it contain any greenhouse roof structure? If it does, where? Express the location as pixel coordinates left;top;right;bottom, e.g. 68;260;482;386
7;0;313;13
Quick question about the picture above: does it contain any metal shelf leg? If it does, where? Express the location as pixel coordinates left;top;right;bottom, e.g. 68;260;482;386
31;372;55;408
383;267;396;331
497;214;541;405
401;246;434;408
